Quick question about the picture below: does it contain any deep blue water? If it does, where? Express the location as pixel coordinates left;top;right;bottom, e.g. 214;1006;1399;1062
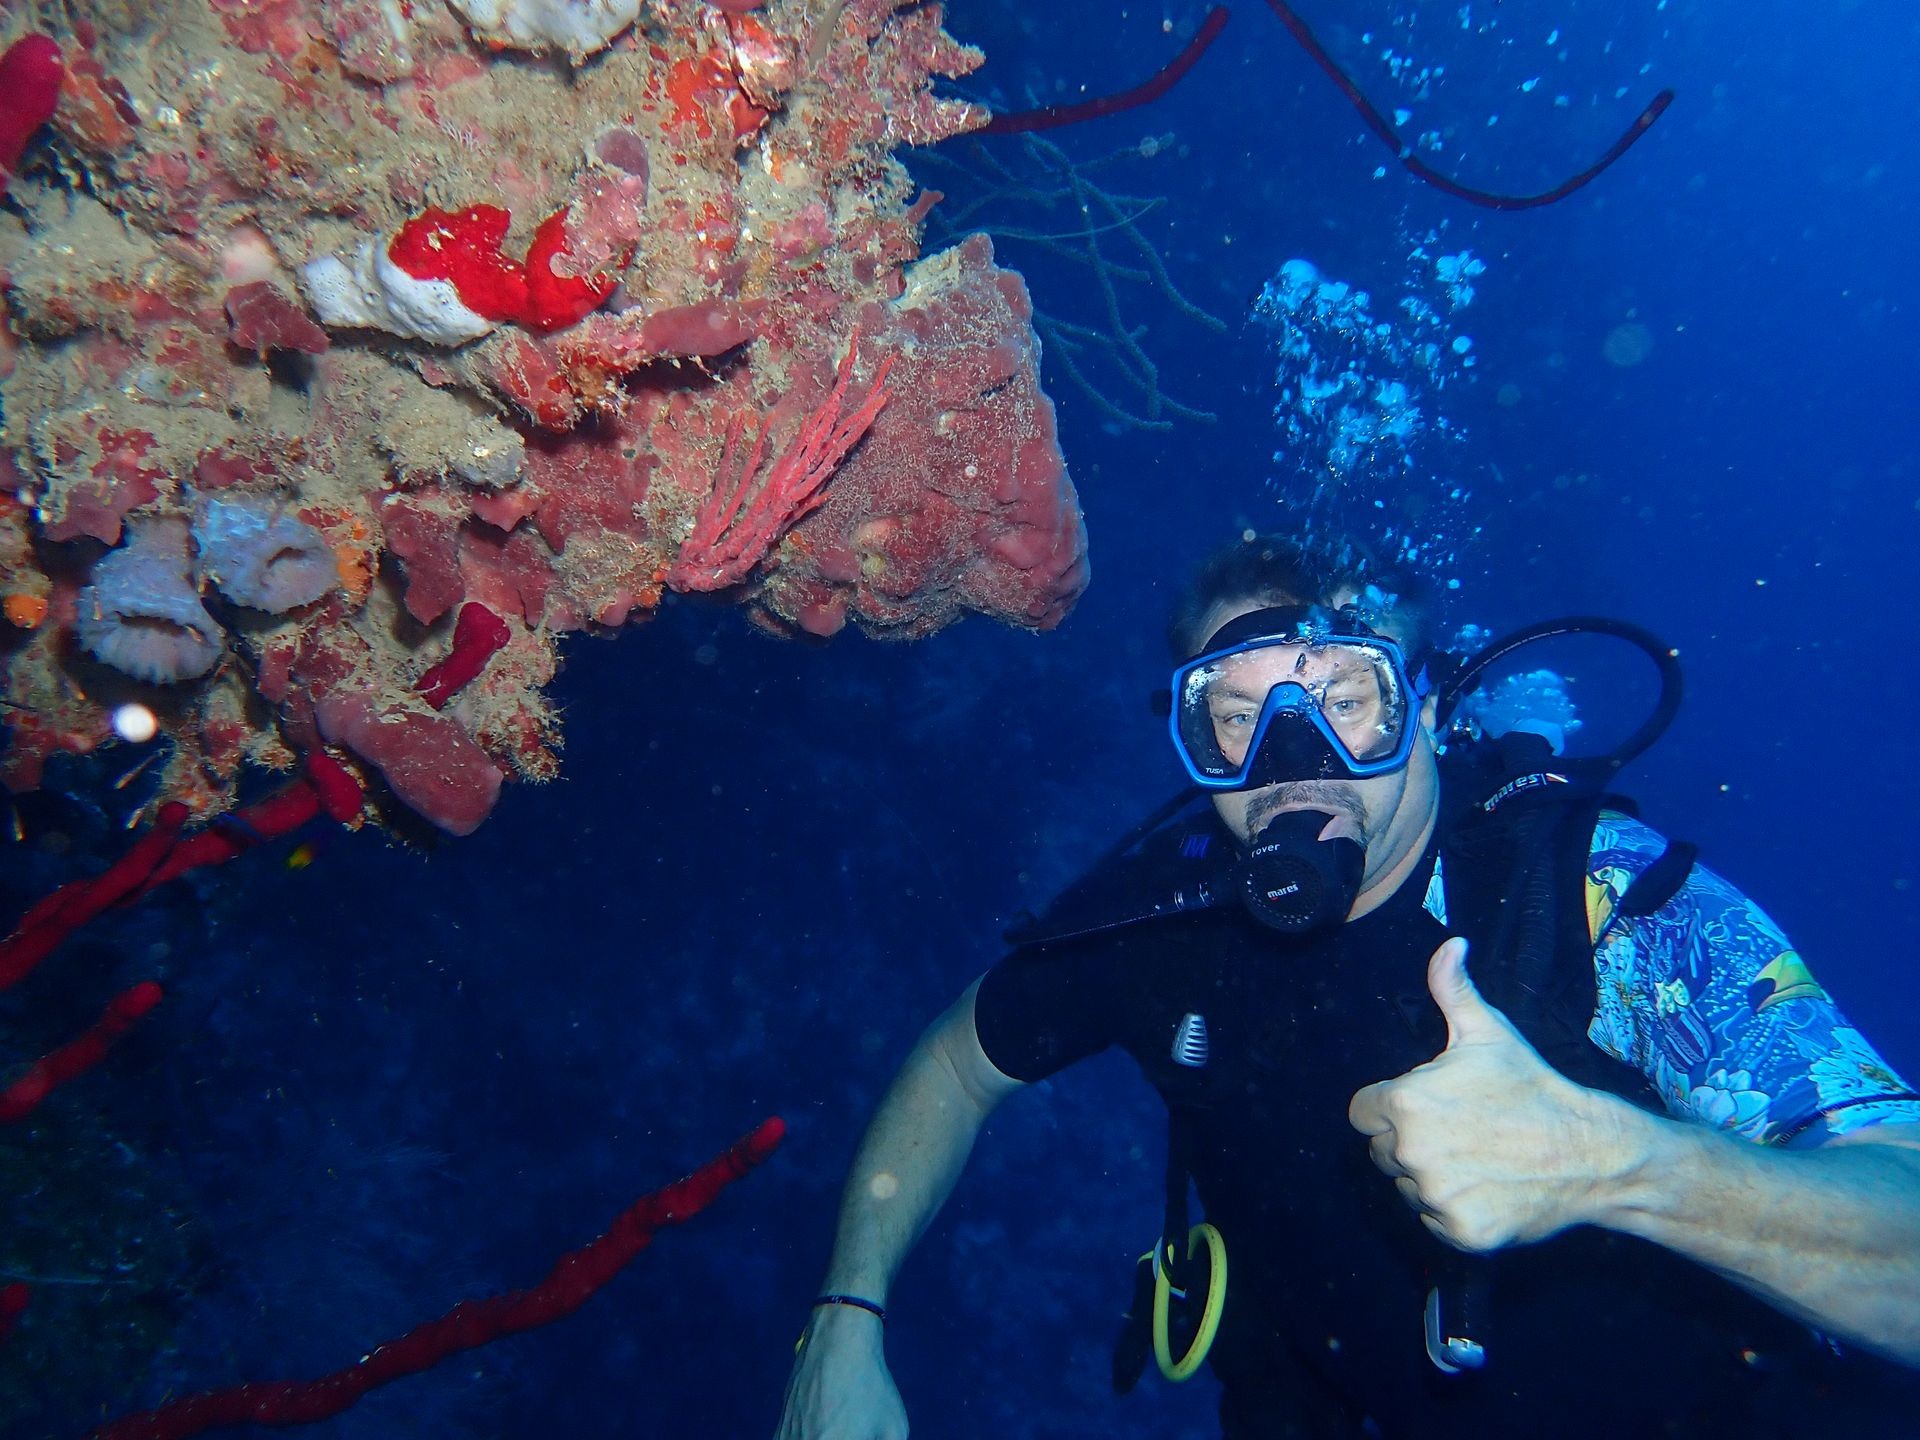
4;1;1917;1437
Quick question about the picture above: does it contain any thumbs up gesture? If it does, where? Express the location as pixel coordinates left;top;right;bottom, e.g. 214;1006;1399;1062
1348;938;1648;1252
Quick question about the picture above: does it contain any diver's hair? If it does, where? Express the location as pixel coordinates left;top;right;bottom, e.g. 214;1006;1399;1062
1166;533;1439;660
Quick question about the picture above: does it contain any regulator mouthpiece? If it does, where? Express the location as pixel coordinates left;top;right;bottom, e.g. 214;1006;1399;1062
1239;809;1365;933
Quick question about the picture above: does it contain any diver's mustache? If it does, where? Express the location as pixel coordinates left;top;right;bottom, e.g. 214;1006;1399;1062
1248;783;1368;834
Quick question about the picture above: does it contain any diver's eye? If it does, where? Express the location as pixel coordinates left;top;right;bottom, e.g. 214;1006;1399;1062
1327;698;1362;717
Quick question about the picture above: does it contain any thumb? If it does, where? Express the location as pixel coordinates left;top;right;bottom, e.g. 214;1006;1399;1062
1427;937;1512;1048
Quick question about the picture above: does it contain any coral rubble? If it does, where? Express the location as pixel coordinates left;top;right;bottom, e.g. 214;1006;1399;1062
1;0;1088;835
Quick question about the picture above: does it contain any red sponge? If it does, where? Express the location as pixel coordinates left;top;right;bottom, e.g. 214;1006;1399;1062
0;35;63;199
386;204;625;332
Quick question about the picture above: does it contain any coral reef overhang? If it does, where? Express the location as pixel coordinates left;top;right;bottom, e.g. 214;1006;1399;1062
0;0;1088;836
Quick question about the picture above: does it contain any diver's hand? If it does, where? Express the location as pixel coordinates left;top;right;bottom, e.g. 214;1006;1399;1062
1348;937;1648;1252
776;1302;909;1440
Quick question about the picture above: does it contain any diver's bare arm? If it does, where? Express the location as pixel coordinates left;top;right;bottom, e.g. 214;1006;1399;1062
816;977;1025;1309
1597;1118;1920;1366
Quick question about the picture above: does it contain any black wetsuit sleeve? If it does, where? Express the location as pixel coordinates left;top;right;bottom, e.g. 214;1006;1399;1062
973;936;1121;1084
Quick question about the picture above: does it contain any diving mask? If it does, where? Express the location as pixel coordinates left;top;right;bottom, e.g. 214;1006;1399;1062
1169;606;1428;791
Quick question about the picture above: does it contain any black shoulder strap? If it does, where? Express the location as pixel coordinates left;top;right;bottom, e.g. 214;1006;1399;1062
1616;839;1699;918
1442;808;1589;1028
1429;777;1614;1375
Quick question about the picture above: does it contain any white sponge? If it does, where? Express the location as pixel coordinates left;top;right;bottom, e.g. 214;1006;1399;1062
301;239;496;346
448;0;643;58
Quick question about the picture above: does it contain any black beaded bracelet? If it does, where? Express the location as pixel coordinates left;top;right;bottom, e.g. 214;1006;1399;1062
814;1293;887;1322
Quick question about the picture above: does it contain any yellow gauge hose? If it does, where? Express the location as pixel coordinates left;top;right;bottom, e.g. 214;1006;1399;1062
1151;1222;1227;1381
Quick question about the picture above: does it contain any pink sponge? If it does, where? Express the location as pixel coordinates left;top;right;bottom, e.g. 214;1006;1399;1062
314;694;504;836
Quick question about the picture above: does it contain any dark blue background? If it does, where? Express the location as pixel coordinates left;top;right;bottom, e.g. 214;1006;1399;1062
4;1;1915;1436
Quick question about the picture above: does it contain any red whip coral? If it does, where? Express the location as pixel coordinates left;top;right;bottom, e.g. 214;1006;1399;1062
984;7;1229;136
86;1117;785;1440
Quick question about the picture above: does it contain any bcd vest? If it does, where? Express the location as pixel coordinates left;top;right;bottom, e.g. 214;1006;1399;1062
1007;750;1920;1439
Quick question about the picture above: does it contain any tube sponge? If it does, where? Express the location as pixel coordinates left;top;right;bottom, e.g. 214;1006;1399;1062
76;518;225;683
193;497;336;612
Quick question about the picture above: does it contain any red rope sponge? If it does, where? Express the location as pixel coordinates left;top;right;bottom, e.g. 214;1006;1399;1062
130;786;317;898
303;751;366;825
0;980;163;1124
0;1282;28;1345
414;602;512;710
88;1117;786;1440
0;753;364;990
0;804;187;991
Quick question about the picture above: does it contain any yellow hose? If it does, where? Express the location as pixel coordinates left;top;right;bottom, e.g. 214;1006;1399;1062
1152;1222;1227;1381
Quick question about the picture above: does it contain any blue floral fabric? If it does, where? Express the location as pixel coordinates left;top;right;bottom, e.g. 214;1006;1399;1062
1583;811;1920;1147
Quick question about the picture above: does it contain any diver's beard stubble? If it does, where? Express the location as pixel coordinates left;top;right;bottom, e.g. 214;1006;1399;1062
1244;781;1371;841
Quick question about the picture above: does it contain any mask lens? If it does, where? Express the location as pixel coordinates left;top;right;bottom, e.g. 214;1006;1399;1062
1175;637;1410;784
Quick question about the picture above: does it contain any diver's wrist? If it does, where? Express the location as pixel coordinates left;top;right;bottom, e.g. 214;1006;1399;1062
1577;1093;1682;1231
808;1294;887;1343
814;1292;887;1322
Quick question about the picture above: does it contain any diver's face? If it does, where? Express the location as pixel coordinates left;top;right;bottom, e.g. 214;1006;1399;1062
1194;594;1430;856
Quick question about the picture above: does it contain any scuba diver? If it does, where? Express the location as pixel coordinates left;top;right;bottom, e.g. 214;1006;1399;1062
774;534;1920;1439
